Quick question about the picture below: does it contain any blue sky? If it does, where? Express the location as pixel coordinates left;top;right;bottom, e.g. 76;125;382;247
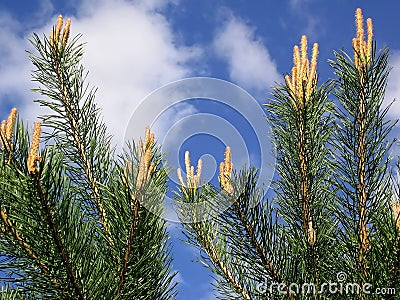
1;0;400;299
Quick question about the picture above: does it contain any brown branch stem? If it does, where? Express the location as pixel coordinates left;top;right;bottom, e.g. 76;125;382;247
296;106;319;296
34;173;85;300
116;184;141;296
50;49;112;246
232;200;295;300
357;74;369;300
196;224;251;300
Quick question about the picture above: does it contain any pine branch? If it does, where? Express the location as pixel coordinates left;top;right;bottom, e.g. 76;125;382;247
176;153;253;299
106;135;176;299
177;150;295;299
1;15;177;300
265;35;337;297
31;171;84;300
329;9;397;299
228;174;295;300
0;113;48;277
0;209;49;278
355;59;369;282
1;118;81;298
47;39;110;245
194;222;251;300
0;112;71;296
116;128;156;296
116;173;140;297
29;17;114;246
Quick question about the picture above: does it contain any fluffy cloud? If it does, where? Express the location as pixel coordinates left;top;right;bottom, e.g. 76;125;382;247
385;50;400;120
0;0;277;173
384;50;400;158
0;0;201;148
69;0;201;146
213;15;280;93
0;13;32;110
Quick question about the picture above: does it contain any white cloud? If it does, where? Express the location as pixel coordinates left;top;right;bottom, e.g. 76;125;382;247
32;0;55;26
0;13;32;111
69;0;201;146
385;50;400;120
152;102;198;140
376;50;400;157
0;0;201;148
213;15;280;93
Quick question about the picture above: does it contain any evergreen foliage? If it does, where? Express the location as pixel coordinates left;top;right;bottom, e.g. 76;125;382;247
0;7;399;300
176;8;399;300
0;16;176;299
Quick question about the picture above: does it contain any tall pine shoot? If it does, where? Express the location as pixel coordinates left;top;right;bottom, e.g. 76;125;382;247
0;16;176;299
330;8;397;300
